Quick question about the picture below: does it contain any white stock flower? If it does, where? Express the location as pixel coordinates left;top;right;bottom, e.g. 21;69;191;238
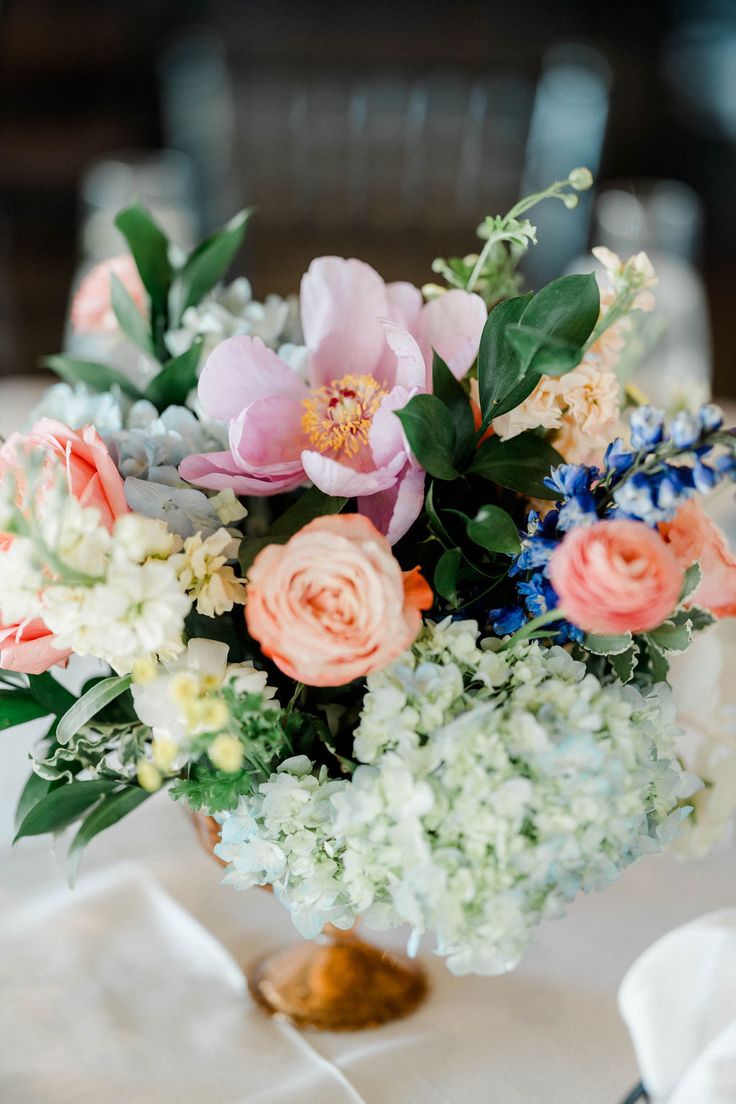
0;537;44;623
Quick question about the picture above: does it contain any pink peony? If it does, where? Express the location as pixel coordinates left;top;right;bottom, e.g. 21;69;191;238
71;254;147;335
244;513;433;687
0;419;129;532
548;519;684;636
179;257;486;543
0;614;71;675
660;498;736;619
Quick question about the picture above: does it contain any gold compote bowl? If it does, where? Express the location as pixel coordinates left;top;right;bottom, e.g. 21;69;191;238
192;812;428;1030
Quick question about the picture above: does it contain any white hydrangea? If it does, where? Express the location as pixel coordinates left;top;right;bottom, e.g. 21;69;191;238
217;621;696;975
165;277;302;362
28;382;128;434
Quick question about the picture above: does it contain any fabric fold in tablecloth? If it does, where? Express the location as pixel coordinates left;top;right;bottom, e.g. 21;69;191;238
0;861;366;1104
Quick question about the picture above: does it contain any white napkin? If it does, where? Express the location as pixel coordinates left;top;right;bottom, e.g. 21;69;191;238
619;909;736;1103
0;862;367;1104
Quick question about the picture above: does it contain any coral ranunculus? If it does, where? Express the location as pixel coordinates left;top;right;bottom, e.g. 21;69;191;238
0;419;129;532
245;514;433;687
548;519;684;636
71;254;147;335
660;498;736;619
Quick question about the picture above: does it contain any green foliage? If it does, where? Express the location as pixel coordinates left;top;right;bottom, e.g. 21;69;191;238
0;690;51;731
170;766;258;814
67;787;150;882
584;633;634;656
465;504;521;556
14;779;119;842
42;355;144;399
431;352;476;465
609;644;639;684
169;209;251;325
239;487;347;574
143;338;203;409
469;433;564;499
114;203;173;324
395;393;459;481
56;676;132;745
434;548;462;605
111;272;155;357
476;293;532;423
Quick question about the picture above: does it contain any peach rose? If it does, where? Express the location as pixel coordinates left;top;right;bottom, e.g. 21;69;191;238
548;519;684;636
0;616;71;675
660;498;736;619
71;254;147;334
0;419;128;531
245;514;433;686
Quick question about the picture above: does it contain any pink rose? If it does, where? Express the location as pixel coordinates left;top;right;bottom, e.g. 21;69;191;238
0;616;71;675
71;254;147;334
245;514;433;686
0;419;128;531
548;519;684;636
660;498;736;619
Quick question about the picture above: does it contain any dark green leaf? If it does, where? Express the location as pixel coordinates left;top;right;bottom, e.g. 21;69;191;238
14;779;119;841
469;433;563;499
434;548;461;605
466;504;521;556
114;204;172;321
42;355;144;400
504;325;583;377
517;273;599;350
425;481;453;546
144;338;203;410
56;676;132;745
27;672;76;715
609;644;639;684
68;786;150;882
14;772;53;831
170;209;251;323
239;488;347;574
477;293;532;422
110;273;154;356
0;690;51;731
396;393;458;481
585;632;634;656
431;351;476;464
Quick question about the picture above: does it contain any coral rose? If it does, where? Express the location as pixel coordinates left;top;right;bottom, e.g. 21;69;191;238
0;616;70;675
548;519;684;636
660;498;736;619
245;514;433;686
0;419;128;531
71;254;147;335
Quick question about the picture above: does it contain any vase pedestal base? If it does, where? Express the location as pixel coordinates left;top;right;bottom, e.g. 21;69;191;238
246;926;428;1031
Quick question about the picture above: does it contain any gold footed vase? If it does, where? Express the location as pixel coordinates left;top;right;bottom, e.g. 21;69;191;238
192;812;428;1031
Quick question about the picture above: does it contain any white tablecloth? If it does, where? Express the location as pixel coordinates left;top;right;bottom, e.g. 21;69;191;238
1;376;735;1104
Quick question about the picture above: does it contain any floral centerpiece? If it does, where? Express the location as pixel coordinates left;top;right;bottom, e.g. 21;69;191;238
2;170;736;1013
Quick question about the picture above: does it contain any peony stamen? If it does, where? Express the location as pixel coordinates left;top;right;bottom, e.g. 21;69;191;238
301;374;387;458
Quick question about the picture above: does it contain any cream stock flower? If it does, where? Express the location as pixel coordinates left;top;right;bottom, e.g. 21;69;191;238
172;528;247;617
492;376;563;441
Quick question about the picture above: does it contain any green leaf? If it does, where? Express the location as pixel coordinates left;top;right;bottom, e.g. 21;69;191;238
114;204;172;322
646;621;692;654
144;338;203;410
434;548;461;605
170;209;251;323
680;562;702;603
516;273;599;353
396;394;458;481
14;779;120;841
68;786;150;882
56;676;132;745
477;293;532;422
14;772;53;831
27;672;77;716
504;325;582;377
239;488;347;574
425;481;453;546
42;355;144;400
469;433;563;499
610;644;639;683
584;632;634;656
431;351;476;464
675;606;715;633
111;273;154;356
0;690;51;731
466;504;521;556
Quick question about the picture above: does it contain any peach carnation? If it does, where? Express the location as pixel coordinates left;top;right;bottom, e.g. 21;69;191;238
245;514;433;686
71;254;147;335
549;519;684;636
558;361;620;438
660;498;736;619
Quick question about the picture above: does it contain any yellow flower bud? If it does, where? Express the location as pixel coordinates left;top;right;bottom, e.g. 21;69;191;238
151;736;178;774
170;672;198;707
136;759;162;792
208;733;243;773
132;656;158;684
